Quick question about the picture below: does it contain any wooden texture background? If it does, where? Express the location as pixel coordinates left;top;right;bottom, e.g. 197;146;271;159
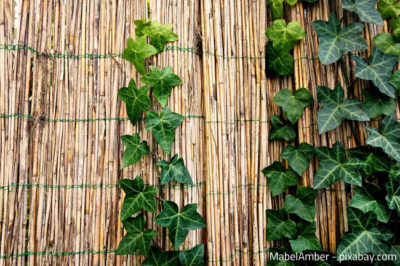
0;0;397;265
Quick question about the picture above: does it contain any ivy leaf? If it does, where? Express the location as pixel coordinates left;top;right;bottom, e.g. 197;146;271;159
179;244;205;266
386;174;400;216
377;0;400;19
361;88;396;118
265;42;294;76
141;66;182;107
142;247;180;266
142;21;179;52
281;143;315;176
366;115;400;162
266;208;297;240
154;201;206;249
354;47;398;98
337;207;392;260
392;17;400;42
123;36;158;75
374;33;400;60
119;176;158;220
347;147;391;177
265;20;305;54
273;88;313;124
312;14;368;65
145;107;185;155
157;154;193;185
269;115;296;142
313;142;367;189
134;18;151;38
349;183;389;223
116;214;156;256
389;70;400;91
121;134;150;169
118;79;151;126
289;222;322;253
284;186;316;222
262;162;299;196
316;84;369;134
267;0;286;19
342;0;384;25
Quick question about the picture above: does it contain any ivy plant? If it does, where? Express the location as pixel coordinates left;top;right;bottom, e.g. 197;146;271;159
361;88;396;118
377;0;400;19
342;0;384;25
265;41;294;76
262;161;299;196
269;115;297;142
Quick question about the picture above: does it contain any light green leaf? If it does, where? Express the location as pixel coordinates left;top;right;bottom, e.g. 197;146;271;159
269;115;297;142
266;42;294;76
377;0;400;19
118;79;151;126
145;107;185;155
266;20;305;54
316;84;369;134
312;14;368;65
262;162;299;196
281;143;315;176
179;244;205;266
123;36;158;75
157;154;193;185
342;0;384;25
116;214;156;256
142;21;179;52
289;222;322;253
386;174;400;216
267;0;285;19
154;201;206;249
142;247;180;266
141;66;182;107
389;70;400;91
366;115;400;162
374;33;400;60
273;88;313;124
392;17;400;42
121;134;150;169
266;208;297;240
354;47;398;98
361;88;396;118
284;186;316;222
134;18;151;38
119;176;158;220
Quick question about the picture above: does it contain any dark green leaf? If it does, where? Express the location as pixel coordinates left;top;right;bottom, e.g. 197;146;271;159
142;21;179;52
284;186;316;222
266;208;297;240
266;20;305;54
123;36;158;75
289;222;322;253
361;88;396;118
312;14;368;65
266;42;294;76
179;244;205;266
262;162;299;196
377;0;400;19
347;146;391;177
154;201;206;249
386;174;400;216
374;33;400;60
119;177;158;220
145;107;185;155
142;247;180;266
116;214;156;256
389;70;400;91
281;143;315;176
134;18;151;38
342;0;384;25
121;134;150;169
269;115;296;142
273;88;313;124
157;154;193;185
141;66;182;107
316;84;369;134
354;47;398;98
392;17;400;42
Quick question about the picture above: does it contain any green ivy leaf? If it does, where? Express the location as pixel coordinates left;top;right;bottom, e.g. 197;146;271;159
361;88;396;118
265;42;294;76
179;244;205;266
273;88;313;124
337;207;392;260
154;201;206;249
316;84;369;134
342;0;384;25
312;14;368;65
284;186;316;222
392;17;400;42
119;176;158;220
267;0;286;19
118;79;151;126
116;214;156;256
269;115;296;142
141;66;182;107
142;247;180;266
134;18;151;38
281;143;315;176
389;70;400;91
123;36;158;75
377;0;400;19
347;147;391;177
145;107;185;155
265;20;305;54
354;47;398;98
262;162;299;196
121;134;150;169
142;21;179;52
386;174;400;216
374;33;400;60
313;142;367;189
289;222;322;253
157;154;193;185
366;115;400;162
266;208;297;240
349;183;390;223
